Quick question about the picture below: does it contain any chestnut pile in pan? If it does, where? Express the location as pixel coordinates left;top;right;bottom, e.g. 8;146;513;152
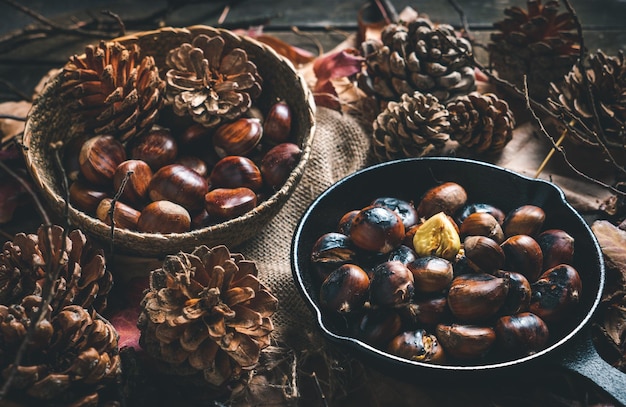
66;101;302;234
310;182;581;364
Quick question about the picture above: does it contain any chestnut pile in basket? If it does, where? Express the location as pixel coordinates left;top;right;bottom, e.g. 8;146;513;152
310;182;582;364
66;101;302;234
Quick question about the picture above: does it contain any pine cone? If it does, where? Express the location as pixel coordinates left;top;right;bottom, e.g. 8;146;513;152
0;225;112;314
138;245;278;389
548;50;626;148
60;41;166;143
358;18;475;106
488;0;580;101
0;296;120;406
447;92;515;154
165;33;263;128
372;91;450;161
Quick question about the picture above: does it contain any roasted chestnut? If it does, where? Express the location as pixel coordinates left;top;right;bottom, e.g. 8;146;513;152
537;229;575;271
130;127;178;170
369;260;414;308
463;235;505;272
530;264;582;322
405;294;448;326
337;209;360;235
264;101;292;144
417;182;467;219
213;117;263;157
149;164;209;212
387;244;418;265
352;309;402;347
503;205;545;238
435;323;496;360
495;312;549;357
210;156;263;192
387;329;445;364
407;256;453;293
310;232;358;281
79;135;126;185
371;197;419;229
319;264;370;314
95;198;140;230
495;270;531;316
204;187;257;220
349;205;405;254
456;202;506;226
447;273;509;323
113;159;153;206
459;212;504;243
412;212;460;261
69;181;108;214
259;142;302;190
500;234;543;282
137;200;191;234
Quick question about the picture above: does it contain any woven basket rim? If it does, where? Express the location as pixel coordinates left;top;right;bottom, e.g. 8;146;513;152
23;25;316;257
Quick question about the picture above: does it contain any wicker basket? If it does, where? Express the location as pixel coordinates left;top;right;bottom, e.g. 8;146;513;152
23;26;316;257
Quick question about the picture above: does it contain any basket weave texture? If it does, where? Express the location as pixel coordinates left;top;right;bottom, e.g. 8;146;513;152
23;26;316;257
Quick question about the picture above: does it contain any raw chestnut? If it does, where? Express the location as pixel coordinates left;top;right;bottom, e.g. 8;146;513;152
503;205;545;238
435;323;496;360
260;142;302;190
412;212;460;261
319;264;370;314
176;156;208;178
369;260;414;308
537;229;575;271
310;232;358;281
417;182;468;219
149;164;209;212
530;264;582;322
130;127;178;170
137;200;191;234
95;198;140;230
447;273;509;322
79;135;127;185
387;329;445;364
456;202;506;226
495;312;549;357
500;234;543;282
495;270;531;315
213;117;263;157
371;197;419;229
113;160;153;206
459;212;504;243
407;256;453;293
349;205;405;254
204;187;257;220
352;309;402;347
69;181;108;214
264;101;292;144
463;235;505;272
210;156;263;192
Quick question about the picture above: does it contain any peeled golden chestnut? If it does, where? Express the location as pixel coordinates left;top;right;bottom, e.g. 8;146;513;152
407;256;453;293
537;229;575;271
459;212;504;243
349;205;405;254
95;198;140;230
259;142;302;190
79;135;127;185
369;260;414;308
213;117;263;157
456;202;506;226
69;180;108;214
503;205;545;238
113;160;153;206
530;264;582;322
352;309;403;347
149;164;209;212
371;197;419;229
310;232;358;281
435;323;496;360
387;329;445;364
204;187;257;220
130;127;178;170
319;264;370;314
337;209;360;235
495;270;531;315
264;101;292;144
137;200;191;234
210;155;263;192
416;182;467;219
495;312;549;357
412;212;460;261
447;273;509;323
500;234;543;282
463;235;505;272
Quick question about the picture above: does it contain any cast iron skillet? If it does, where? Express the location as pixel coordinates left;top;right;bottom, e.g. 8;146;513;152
291;157;626;405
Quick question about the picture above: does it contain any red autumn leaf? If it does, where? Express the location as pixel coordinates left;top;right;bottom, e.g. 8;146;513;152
313;80;342;112
313;48;364;84
110;307;142;350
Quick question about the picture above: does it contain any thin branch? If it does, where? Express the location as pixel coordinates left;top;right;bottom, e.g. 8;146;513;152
101;10;126;36
374;0;399;24
0;78;32;101
0;114;26;121
446;0;471;38
0;156;50;226
108;170;133;255
291;26;324;56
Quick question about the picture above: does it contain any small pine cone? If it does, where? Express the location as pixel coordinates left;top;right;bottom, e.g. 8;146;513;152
358;18;475;105
488;0;580;101
165;33;263;128
372;91;450;161
60;41;166;143
0;225;112;314
0;297;121;406
447;92;515;154
138;245;278;389
548;50;626;148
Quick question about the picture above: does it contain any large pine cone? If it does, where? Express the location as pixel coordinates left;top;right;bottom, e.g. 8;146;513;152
0;296;120;406
488;0;580;101
447;92;515;154
358;18;475;106
138;245;278;388
372;91;450;161
165;33;263;128
0;225;112;314
548;50;626;148
60;41;165;143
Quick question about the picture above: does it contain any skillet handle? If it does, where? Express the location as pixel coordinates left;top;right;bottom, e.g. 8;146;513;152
559;329;626;406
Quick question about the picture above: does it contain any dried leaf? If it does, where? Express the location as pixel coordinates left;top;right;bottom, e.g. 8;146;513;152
109;308;141;350
600;292;626;350
313;48;364;84
0;101;30;145
255;34;316;66
591;220;626;283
